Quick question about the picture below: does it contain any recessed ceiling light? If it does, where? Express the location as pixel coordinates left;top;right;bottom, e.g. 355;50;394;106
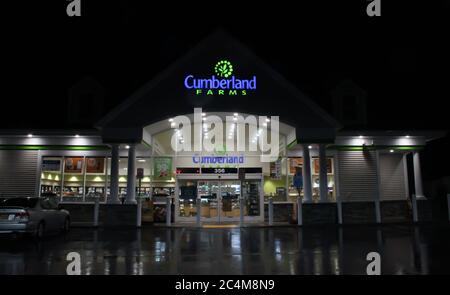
168;118;173;122
233;113;238;116
359;135;363;139
308;145;312;149
125;145;130;149
390;149;394;153
27;134;33;138
75;134;80;138
405;135;410;138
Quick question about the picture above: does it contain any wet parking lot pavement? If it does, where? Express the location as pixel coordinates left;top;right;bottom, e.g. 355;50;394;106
1;224;450;275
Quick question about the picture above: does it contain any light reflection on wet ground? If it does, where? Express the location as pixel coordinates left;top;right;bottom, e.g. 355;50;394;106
1;224;449;275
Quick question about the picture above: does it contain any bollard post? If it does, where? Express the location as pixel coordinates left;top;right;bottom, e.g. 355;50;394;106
411;194;418;223
166;197;172;226
268;197;274;226
447;194;450;223
94;196;99;227
196;196;201;227
136;197;142;228
337;197;343;225
375;199;381;224
297;196;302;226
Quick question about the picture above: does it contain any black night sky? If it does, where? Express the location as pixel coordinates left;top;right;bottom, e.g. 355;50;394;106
2;1;450;181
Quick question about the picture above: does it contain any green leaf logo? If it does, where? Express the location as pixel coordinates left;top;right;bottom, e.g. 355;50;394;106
214;144;227;155
214;60;233;78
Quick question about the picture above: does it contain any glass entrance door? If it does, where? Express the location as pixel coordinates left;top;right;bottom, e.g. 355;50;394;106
219;181;241;221
197;181;219;221
197;180;241;222
177;178;262;223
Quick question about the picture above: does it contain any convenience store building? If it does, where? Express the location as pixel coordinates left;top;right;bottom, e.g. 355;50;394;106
0;31;443;225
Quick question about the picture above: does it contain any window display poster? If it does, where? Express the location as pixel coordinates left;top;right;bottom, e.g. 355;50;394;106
313;158;333;174
64;157;84;173
153;157;172;180
270;158;282;180
42;159;61;172
289;157;303;174
86;157;105;173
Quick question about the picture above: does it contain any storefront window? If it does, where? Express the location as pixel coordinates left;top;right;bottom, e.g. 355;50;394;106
40;156;112;203
136;157;152;198
62;157;84;202
280;156;337;203
263;157;290;202
104;157;155;202
287;157;303;201
118;157;128;203
40;154;177;204
94;157;127;202
40;157;63;197
178;179;197;218
84;157;107;202
151;156;175;202
103;156;171;204
312;157;336;202
106;157;111;200
242;180;260;216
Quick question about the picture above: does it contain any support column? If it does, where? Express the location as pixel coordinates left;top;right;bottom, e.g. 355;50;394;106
125;144;137;204
108;144;120;204
413;151;424;198
319;144;328;203
302;144;312;203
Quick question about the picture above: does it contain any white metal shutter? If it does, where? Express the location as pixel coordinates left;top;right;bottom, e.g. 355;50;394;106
0;150;38;197
338;150;378;201
380;153;407;200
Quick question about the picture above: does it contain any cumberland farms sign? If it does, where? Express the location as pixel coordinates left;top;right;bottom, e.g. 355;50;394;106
184;60;256;96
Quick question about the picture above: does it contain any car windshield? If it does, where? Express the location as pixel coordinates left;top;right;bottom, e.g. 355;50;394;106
0;198;38;208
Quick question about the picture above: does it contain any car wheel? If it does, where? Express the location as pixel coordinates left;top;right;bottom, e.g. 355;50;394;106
35;222;45;239
62;218;70;233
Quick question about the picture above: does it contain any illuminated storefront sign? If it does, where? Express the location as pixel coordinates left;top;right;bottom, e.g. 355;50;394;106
184;60;256;96
192;155;244;164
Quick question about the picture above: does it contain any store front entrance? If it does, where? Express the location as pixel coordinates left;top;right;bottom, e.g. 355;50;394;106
197;180;240;222
176;174;263;223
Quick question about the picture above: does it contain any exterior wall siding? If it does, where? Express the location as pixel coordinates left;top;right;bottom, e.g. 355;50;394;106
337;150;378;201
0;150;39;197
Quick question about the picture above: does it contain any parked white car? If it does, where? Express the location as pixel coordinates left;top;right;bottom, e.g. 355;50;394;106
0;197;70;238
